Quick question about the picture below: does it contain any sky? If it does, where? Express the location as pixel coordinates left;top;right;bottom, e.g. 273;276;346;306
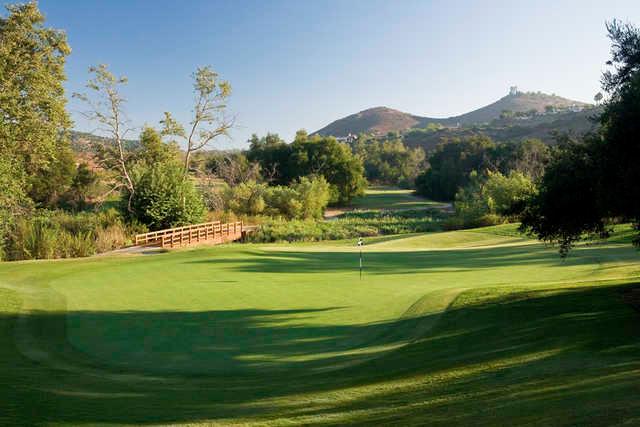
7;0;640;148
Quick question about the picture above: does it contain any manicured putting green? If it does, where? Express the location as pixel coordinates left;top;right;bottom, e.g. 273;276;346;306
1;225;639;425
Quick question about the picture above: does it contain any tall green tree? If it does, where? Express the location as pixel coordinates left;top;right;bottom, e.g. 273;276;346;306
138;126;179;166
521;20;640;254
0;2;71;167
353;136;425;187
415;136;495;201
289;131;366;204
246;133;291;184
0;1;72;200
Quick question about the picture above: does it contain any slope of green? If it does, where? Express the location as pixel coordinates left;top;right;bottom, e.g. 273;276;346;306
0;228;639;425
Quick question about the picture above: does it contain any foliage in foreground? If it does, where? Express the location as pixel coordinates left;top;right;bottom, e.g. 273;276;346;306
2;209;144;261
521;20;640;255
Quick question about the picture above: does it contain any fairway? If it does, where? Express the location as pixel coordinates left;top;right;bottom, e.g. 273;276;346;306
1;226;640;425
348;186;449;210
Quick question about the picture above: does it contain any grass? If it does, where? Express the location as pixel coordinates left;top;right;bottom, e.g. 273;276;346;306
348;186;448;210
0;226;639;425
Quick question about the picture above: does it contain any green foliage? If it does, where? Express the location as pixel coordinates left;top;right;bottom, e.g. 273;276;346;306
224;181;268;216
352;136;425;187
0;2;71;172
521;20;640;254
483;170;537;215
415;136;549;202
138;126;180;166
224;176;330;219
248;209;445;243
246;133;290;184
247;132;366;204
415;136;495;201
450;170;535;229
0;155;32;254
127;162;206;230
291;176;331;219
2;208;133;261
290;132;367;204
60;163;98;211
28;144;76;207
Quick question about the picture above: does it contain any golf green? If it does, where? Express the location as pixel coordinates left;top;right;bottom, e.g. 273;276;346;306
1;226;639;425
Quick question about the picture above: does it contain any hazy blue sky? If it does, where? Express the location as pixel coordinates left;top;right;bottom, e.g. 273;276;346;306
8;0;640;148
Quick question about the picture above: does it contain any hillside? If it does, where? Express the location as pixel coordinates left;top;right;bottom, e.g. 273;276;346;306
403;108;601;151
70;130;138;153
314;90;591;138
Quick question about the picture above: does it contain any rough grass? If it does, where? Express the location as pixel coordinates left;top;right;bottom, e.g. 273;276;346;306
0;227;639;425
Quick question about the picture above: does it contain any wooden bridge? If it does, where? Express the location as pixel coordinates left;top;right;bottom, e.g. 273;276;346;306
134;221;249;249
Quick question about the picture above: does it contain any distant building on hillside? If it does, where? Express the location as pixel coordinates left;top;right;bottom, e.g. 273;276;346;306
336;133;358;143
509;86;519;96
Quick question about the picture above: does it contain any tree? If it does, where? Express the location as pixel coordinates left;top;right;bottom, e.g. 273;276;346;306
28;144;76;207
73;64;137;211
61;163;98;211
126;162;206;230
415;136;495;201
0;2;71;199
521;20;640;254
206;151;261;186
224;181;267;216
594;92;604;104
353;136;425;187
289;132;366;204
161;66;233;174
0;156;32;260
246;133;291;184
138;126;179;166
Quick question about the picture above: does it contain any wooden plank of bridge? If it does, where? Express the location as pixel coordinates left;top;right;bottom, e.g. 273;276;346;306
135;221;245;249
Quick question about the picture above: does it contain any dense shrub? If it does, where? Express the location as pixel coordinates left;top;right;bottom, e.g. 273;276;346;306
247;209;446;243
224;181;268;216
248;131;366;204
2;208;139;261
224;176;331;220
448;170;535;229
127;162;206;230
352;136;425;187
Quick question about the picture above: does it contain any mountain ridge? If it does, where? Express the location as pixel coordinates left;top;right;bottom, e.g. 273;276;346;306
314;90;591;137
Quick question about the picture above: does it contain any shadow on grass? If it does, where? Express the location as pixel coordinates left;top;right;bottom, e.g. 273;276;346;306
1;284;639;425
186;244;639;275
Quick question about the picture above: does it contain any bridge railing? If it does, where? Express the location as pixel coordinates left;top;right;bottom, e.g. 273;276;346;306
135;221;243;248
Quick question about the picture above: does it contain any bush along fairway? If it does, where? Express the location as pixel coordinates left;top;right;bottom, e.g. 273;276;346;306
0;224;639;425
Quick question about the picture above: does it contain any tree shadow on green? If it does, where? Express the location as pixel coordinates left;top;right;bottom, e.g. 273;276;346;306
186;244;639;275
1;284;639;425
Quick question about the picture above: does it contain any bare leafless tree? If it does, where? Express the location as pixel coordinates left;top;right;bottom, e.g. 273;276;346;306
73;64;136;211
